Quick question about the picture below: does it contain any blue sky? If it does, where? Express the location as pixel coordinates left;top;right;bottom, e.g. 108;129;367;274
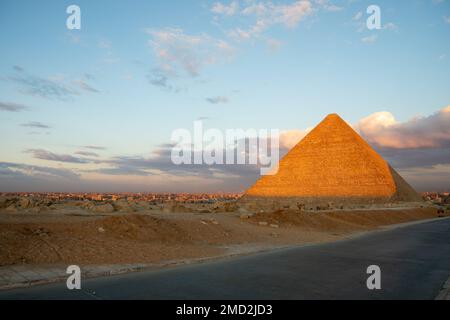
0;0;449;192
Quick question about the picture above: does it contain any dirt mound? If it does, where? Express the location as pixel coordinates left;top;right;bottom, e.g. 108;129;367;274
248;207;438;232
0;207;443;267
91;214;191;243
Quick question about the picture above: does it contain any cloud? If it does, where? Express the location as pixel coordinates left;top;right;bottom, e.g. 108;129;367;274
9;72;78;100
0;162;79;181
0;101;29;112
82;145;107;150
380;148;450;169
75;151;100;157
361;34;378;43
211;1;239;16
145;28;234;78
13;65;24;72
7;68;99;100
353;11;363;21
91;145;260;186
357;106;450;149
73;79;100;93
147;68;181;92
21;121;51;129
396;164;450;192
224;0;314;41
25;149;90;164
0;162;81;192
315;0;343;12
279;128;312;149
206;96;229;104
383;22;398;31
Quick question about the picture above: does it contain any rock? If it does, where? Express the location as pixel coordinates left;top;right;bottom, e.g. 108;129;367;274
90;203;115;213
240;213;253;219
18;198;33;209
238;207;249;214
258;221;268;226
210;219;219;225
98;227;106;233
270;224;279;228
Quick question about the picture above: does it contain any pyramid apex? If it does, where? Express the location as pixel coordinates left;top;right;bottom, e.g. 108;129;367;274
325;113;342;119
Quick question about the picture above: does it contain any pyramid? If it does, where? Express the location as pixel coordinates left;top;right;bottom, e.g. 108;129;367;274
240;114;421;210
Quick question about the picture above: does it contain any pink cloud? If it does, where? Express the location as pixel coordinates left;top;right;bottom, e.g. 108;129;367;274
357;106;450;149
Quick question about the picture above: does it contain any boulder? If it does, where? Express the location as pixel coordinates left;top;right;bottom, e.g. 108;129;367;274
18;198;33;209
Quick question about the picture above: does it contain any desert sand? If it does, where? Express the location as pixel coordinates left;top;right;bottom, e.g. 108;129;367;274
0;201;444;267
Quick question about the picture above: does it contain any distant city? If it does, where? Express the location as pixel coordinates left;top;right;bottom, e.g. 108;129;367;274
0;192;242;204
0;192;449;205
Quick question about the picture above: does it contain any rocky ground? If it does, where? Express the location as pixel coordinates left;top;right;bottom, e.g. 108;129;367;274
0;195;447;267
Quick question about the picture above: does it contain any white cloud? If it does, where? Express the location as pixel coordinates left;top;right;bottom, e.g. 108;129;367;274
279;128;312;149
361;34;378;43
353;11;363;21
146;28;234;77
211;1;239;16
217;1;313;41
315;0;343;12
383;22;398;31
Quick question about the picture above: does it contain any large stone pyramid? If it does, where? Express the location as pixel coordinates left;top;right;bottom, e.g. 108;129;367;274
240;114;421;210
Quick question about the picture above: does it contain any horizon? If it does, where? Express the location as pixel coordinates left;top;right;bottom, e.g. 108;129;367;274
1;0;450;193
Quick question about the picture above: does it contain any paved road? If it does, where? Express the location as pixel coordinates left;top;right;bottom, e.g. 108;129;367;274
1;218;450;300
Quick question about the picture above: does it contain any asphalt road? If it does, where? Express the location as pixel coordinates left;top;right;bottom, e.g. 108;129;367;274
1;217;450;300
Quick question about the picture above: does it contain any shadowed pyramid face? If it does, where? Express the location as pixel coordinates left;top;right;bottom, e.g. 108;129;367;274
245;114;419;202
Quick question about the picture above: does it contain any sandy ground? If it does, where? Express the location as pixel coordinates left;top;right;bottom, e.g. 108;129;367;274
0;206;444;267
